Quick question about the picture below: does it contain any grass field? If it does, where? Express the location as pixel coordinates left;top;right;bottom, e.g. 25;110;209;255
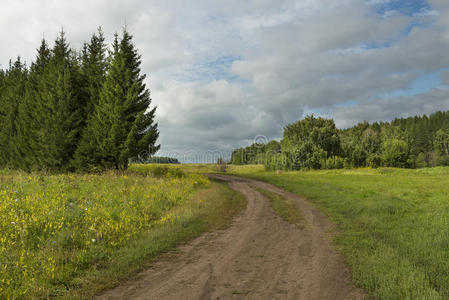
0;165;245;299
228;165;449;299
5;162;449;299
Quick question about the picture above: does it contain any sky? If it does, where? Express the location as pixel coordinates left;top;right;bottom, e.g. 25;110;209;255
1;0;449;162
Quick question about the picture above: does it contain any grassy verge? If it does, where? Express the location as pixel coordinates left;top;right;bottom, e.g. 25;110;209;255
68;180;245;299
229;165;449;300
0;167;245;299
255;187;303;226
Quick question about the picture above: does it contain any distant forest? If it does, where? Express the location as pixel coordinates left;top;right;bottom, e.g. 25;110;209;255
0;28;159;172
231;111;449;170
133;156;180;164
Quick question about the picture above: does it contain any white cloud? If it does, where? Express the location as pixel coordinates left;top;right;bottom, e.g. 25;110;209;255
333;87;449;128
1;0;449;161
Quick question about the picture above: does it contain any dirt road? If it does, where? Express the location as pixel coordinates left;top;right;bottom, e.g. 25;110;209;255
97;175;364;300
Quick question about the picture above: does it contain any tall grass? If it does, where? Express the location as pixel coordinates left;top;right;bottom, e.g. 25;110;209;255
0;166;244;299
230;165;449;300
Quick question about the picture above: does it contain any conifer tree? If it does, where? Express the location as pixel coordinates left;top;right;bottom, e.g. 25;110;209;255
0;69;4;91
81;27;108;119
39;31;84;170
17;39;52;169
0;58;27;167
75;29;159;170
0;69;5;116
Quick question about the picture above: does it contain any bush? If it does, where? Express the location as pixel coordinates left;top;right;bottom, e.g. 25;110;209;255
415;152;428;168
366;153;381;168
264;153;286;171
381;139;409;168
130;165;186;178
322;156;345;169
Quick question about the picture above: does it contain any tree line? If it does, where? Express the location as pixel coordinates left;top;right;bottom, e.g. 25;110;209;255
0;28;159;172
231;112;449;170
133;156;180;164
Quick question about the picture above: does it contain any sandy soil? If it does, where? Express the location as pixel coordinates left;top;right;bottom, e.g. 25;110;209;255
97;174;364;300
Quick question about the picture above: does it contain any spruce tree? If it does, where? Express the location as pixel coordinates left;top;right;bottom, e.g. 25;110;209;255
17;39;52;169
81;27;108;119
75;29;159;170
0;58;27;167
39;31;84;170
0;69;4;91
0;69;5;120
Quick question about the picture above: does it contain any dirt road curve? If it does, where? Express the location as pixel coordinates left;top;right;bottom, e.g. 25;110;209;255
97;175;364;300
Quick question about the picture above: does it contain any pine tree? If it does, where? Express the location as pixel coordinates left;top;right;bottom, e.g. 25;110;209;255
75;29;159;170
0;58;27;167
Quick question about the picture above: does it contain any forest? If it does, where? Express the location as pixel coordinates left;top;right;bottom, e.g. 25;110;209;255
0;28;159;172
231;112;449;170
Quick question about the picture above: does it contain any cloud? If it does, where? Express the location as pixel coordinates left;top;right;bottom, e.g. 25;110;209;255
441;70;449;86
1;0;449;161
333;87;449;128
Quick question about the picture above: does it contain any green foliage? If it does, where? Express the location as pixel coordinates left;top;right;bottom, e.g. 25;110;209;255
265;140;281;154
434;129;449;156
0;28;158;172
75;30;159;171
0;166;245;298
80;27;108;119
0;58;27;168
233;111;449;170
230;143;266;165
38;31;85;171
270;115;340;170
264;153;288;171
429;150;449;167
366;153;381;168
380;138;410;168
18;39;52;170
322;155;345;169
281;115;340;154
129;164;187;178
416;152;428;168
133;156;180;164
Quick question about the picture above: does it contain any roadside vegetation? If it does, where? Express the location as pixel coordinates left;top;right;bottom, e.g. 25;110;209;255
229;165;449;299
231;112;449;170
0;165;245;299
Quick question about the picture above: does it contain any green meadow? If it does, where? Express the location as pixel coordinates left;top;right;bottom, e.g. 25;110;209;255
3;161;449;299
0;165;245;299
229;165;449;300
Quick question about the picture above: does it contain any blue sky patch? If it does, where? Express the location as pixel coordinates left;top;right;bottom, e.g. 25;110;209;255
381;71;442;98
361;21;422;50
177;55;247;83
373;0;430;17
202;55;241;81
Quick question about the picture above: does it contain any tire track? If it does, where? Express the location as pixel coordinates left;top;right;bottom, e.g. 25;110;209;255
97;175;364;300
